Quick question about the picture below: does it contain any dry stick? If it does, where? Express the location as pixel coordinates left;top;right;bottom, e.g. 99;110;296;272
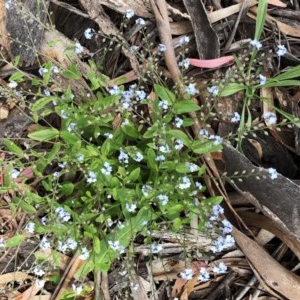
150;0;182;85
224;0;247;51
50;253;83;300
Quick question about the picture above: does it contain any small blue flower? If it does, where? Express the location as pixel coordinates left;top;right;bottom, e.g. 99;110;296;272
198;267;210;282
277;45;287;57
158;99;169;110
267;167;278;180
84;28;94;40
101;162;112;175
212;262;227;274
174;139;184;150
109;85;121;95
86;171;97;183
67;123;76;132
207;86;219;96
158;44;167;52
118;149;129;164
179;36;190;45
136;18;146;25
135;90;146;101
133;152;143;162
259;74;267;85
250;39;262;50
125;8;135;19
231;112;240;123
178;59;190;69
126;203;137;213
155;155;165;162
157;194;168;205
178;176;191;189
263;111;277;125
174;116;183;128
186;83;198;95
75;42;84;54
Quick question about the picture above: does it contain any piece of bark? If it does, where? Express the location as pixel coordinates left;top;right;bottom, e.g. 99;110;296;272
183;0;219;59
242;131;297;178
0;105;32;138
3;0;48;66
222;142;300;242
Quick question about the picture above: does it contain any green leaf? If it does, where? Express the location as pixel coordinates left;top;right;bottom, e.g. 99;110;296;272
143;124;158;139
93;207;152;272
60;131;78;144
15;199;37;213
86;145;101;157
62;63;81;80
255;0;267;40
5;234;25;248
13;55;20;67
219;83;245;97
173;100;200;114
26;191;44;205
61;182;74;196
263;79;300;88
203;196;223;207
9;71;24;82
172;217;182;231
128;167;140;182
154;84;175;103
274;107;300;128
159;161;175;171
146;148;157;170
122;123;139;138
168;129;191;148
28;128;59;141
31;97;58;111
191;140;222;155
4;140;23;156
94;236;101;254
45;143;61;162
175;163;199;173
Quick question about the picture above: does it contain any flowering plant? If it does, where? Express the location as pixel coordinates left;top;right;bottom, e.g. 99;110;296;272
2;58;228;280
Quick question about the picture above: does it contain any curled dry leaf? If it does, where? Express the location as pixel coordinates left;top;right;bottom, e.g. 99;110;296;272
233;227;300;300
189;56;234;69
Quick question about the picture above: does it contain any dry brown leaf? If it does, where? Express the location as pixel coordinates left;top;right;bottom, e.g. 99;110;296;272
267;0;287;7
180;276;199;300
247;138;263;160
0;105;9;120
97;0;152;19
233;227;300;300
249;7;300;37
0;272;32;288
268;15;300;37
239;210;300;262
12;284;43;300
208;0;257;24
170;21;193;35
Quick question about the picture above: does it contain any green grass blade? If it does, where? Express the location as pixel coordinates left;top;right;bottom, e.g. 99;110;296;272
255;0;268;40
